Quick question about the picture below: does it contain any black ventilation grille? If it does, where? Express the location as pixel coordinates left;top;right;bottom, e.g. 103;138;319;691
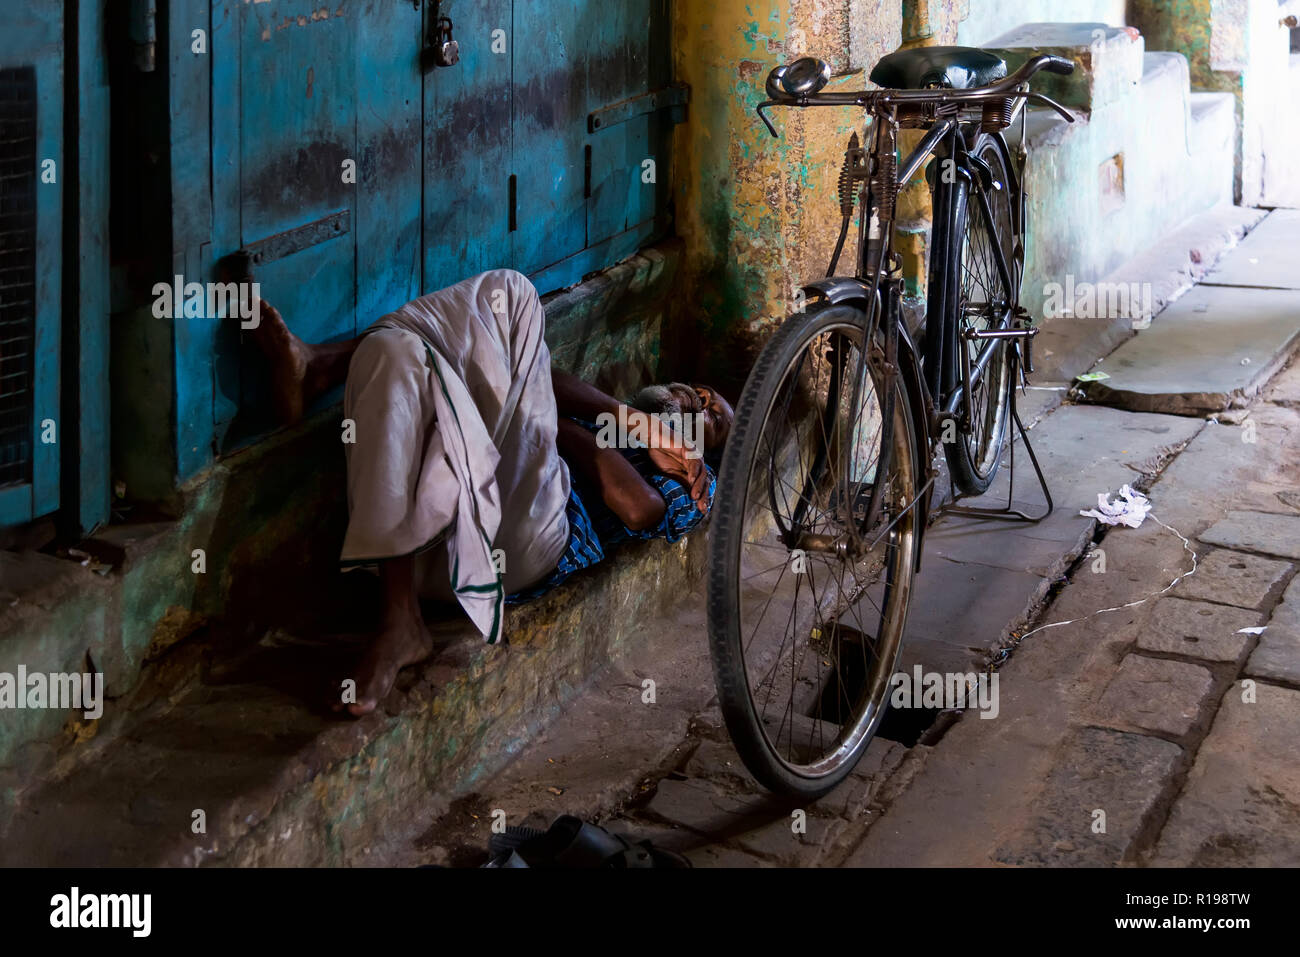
0;66;37;489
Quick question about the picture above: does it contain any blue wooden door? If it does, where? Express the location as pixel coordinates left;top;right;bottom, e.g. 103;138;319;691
0;3;61;526
585;1;673;254
423;0;513;292
207;0;422;453
509;2;589;281
422;0;676;297
509;0;677;295
174;0;678;481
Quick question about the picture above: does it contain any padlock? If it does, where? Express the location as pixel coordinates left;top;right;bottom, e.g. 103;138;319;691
432;16;459;67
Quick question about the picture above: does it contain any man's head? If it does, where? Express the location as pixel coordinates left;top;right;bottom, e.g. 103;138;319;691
630;381;734;453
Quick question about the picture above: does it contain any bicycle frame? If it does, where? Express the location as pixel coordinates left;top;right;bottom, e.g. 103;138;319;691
852;107;1023;430
759;54;1074;561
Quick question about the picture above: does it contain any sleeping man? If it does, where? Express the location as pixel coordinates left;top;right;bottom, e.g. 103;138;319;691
254;269;733;716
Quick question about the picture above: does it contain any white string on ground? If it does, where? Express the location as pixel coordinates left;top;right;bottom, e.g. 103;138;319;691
1014;513;1198;641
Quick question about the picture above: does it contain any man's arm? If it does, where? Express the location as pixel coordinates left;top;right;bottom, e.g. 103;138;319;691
550;368;622;422
550;368;708;511
556;418;666;531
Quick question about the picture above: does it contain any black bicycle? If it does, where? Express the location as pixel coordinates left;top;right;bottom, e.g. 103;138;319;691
707;46;1074;797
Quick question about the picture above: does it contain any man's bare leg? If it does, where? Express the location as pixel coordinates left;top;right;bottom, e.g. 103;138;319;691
251;299;362;425
252;301;434;712
336;554;434;717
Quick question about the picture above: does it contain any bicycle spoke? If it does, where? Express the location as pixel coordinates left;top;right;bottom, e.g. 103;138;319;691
723;317;916;774
952;147;1015;481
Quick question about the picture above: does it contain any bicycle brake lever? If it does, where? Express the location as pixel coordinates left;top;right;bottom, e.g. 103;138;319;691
756;101;780;138
1023;91;1076;123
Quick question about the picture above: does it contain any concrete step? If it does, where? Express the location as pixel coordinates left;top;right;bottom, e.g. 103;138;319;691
0;528;709;866
1140;53;1197;155
1203;208;1300;290
1188;91;1235;155
1003;28;1235;327
896;23;1230;322
0;550;116;780
986;22;1143;112
1080;273;1300;415
1032;204;1265;384
1142;49;1186;84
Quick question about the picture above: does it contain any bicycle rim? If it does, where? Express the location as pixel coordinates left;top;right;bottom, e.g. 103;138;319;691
708;307;917;797
954;140;1015;484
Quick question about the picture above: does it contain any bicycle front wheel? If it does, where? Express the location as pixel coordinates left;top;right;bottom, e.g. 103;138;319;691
707;303;918;798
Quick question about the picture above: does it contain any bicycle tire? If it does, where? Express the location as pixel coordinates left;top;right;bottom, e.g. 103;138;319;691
707;302;919;798
940;136;1016;496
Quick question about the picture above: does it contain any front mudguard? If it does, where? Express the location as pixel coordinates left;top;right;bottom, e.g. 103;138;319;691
801;277;933;568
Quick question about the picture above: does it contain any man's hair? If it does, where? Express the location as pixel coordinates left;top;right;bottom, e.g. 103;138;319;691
629;381;730;469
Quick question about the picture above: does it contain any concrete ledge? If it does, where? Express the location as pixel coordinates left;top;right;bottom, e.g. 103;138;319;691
988;22;1143;112
1034;204;1265;384
1;525;708;866
1080;283;1300;415
0;527;707;863
1189;92;1235;154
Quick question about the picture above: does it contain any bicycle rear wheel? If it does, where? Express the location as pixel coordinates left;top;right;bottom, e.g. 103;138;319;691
941;136;1016;495
707;303;918;798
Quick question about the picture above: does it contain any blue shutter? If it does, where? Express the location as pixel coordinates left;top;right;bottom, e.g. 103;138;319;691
0;4;61;526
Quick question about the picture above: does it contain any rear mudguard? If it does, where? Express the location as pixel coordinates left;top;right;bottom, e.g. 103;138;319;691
801;277;932;570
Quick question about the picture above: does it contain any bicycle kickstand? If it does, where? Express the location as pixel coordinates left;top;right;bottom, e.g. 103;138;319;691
942;347;1054;523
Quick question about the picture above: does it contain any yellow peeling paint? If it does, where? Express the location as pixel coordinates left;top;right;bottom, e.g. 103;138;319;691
673;0;904;352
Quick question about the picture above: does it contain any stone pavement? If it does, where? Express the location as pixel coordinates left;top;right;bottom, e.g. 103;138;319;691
409;209;1300;868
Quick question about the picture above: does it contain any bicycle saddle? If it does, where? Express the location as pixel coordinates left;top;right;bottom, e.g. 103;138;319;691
869;46;1007;90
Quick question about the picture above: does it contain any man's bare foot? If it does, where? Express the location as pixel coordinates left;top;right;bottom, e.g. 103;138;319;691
334;611;433;717
249;299;312;425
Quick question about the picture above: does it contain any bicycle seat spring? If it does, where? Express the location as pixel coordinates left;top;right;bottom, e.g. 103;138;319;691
871;125;899;222
838;132;863;217
980;96;1014;133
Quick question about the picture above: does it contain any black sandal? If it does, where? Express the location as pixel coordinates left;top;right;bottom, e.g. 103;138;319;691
483;815;690;868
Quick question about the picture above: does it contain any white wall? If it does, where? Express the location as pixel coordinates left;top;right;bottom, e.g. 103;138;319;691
957;0;1128;46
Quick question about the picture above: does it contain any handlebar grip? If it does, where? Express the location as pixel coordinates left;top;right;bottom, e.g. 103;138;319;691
1040;55;1075;76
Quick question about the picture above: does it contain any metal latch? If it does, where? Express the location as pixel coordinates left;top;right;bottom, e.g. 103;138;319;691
219;209;351;280
588;85;690;133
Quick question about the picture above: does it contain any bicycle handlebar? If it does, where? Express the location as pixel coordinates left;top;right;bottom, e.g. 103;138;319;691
756;52;1077;136
1010;53;1076;83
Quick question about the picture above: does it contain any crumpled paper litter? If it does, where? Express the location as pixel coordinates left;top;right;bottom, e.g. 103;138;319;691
1080;484;1151;529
